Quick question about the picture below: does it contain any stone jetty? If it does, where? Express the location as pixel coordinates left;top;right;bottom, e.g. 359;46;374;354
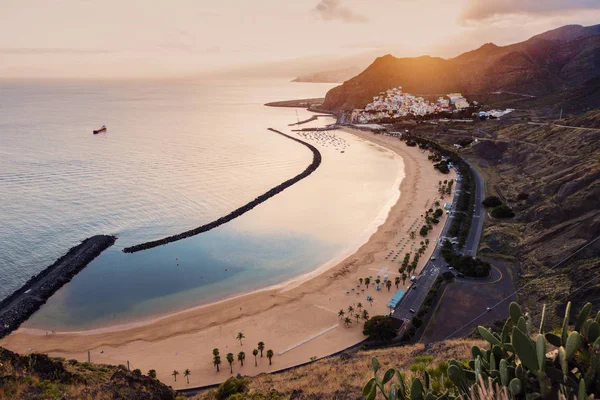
0;235;116;339
123;128;322;253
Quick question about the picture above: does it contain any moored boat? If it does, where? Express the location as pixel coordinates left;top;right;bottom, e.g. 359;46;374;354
93;125;107;134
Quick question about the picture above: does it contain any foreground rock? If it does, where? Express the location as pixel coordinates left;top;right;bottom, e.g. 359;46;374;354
0;346;178;400
0;235;116;339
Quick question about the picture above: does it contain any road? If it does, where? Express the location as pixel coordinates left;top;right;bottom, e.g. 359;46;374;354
391;158;486;322
463;160;485;258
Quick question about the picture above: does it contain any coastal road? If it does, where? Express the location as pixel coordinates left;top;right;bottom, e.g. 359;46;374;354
391;170;463;321
462;160;485;258
391;155;487;325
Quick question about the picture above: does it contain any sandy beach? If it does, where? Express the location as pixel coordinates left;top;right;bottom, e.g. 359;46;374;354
1;128;455;389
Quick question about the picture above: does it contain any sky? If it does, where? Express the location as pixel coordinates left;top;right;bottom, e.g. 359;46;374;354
1;0;599;79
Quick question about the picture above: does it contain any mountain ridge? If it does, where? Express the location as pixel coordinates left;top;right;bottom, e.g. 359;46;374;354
322;24;600;111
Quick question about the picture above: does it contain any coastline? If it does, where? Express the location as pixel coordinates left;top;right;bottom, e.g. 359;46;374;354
1;127;454;389
14;133;404;337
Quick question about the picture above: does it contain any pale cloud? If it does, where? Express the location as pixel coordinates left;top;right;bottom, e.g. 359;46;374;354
311;0;368;23
0;48;113;55
461;0;600;22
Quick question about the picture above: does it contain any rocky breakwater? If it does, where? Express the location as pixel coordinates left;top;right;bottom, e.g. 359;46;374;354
123;128;322;253
0;235;116;338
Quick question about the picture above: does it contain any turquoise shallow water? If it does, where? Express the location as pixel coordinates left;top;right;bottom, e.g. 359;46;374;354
0;78;401;330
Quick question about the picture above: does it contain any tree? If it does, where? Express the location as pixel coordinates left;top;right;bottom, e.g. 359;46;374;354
362;309;369;321
148;369;157;379
213;355;221;372
257;341;265;357
133;369;142;375
338;309;345;319
364;277;371;288
375;278;381;286
252;349;258;366
347;305;354;314
226;353;234;374
386;280;392;291
184;369;191;384
359;278;363;285
266;350;274;365
237;351;245;366
410;231;416;240
355;313;361;323
357;302;363;311
343;317;352;328
482;195;502;208
363;316;396;342
172;370;179;382
394;276;400;289
236;332;245;346
367;297;374;306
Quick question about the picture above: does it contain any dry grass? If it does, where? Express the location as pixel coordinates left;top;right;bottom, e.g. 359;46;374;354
196;339;484;399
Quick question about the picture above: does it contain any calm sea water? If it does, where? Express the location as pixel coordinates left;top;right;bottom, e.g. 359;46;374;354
0;78;402;330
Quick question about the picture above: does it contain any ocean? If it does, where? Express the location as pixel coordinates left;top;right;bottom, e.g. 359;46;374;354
0;78;402;330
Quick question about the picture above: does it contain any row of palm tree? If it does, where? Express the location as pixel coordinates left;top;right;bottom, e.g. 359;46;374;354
212;342;274;375
171;369;191;384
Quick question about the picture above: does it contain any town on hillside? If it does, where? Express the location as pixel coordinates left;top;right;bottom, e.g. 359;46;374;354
350;87;513;124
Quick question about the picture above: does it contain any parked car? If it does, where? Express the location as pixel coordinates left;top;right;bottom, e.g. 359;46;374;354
457;273;465;278
409;308;416;313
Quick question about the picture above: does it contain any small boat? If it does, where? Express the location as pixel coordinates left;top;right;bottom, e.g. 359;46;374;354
93;125;107;134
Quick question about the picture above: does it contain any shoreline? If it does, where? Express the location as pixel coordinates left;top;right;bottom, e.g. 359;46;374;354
1;127;453;389
18;130;404;336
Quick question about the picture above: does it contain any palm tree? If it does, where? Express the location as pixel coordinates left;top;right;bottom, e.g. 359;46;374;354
266;349;274;365
213;355;221;372
172;370;179;382
212;348;220;357
347;305;354;314
184;369;191;384
236;332;245;346
258;341;265;357
402;273;408;285
226;353;234;374
338;309;345;319
364;277;371;288
343;317;352;328
386;280;392;291
357;302;363;312
395;276;400;288
238;351;245;366
148;369;157;379
355;313;360;323
362;309;369;321
252;349;258;366
359;278;363;285
368;297;374;307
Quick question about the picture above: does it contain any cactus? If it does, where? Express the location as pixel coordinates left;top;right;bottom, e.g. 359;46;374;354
364;301;600;400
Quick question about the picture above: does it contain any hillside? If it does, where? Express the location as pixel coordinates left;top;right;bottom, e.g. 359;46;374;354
192;339;481;400
0;346;181;400
399;110;600;323
322;24;600;111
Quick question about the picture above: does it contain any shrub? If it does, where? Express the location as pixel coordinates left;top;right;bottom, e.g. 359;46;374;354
363;316;397;342
491;204;515;218
482;195;503;207
364;301;600;400
216;377;248;400
412;316;423;328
